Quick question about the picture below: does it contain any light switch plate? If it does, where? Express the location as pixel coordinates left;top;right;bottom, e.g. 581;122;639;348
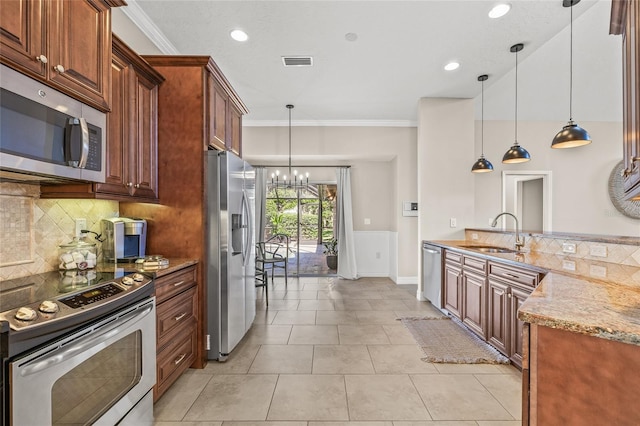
450;218;457;228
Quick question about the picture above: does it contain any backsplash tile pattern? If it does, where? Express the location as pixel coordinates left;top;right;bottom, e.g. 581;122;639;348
0;183;118;280
466;229;640;268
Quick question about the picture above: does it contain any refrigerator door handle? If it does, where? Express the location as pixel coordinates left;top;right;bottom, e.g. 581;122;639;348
241;190;251;265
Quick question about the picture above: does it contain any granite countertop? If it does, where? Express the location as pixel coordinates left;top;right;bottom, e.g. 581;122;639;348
96;258;198;278
426;240;640;346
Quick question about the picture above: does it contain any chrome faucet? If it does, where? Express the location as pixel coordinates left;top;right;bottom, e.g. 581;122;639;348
491;212;525;251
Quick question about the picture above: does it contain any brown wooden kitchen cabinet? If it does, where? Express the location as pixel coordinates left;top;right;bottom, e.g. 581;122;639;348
523;324;640;425
487;261;540;368
205;63;246;155
0;0;124;112
611;0;640;200
443;250;462;319
41;36;164;203
154;264;198;401
443;250;487;339
120;56;248;369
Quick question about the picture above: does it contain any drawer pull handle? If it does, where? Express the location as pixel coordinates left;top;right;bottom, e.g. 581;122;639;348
174;353;187;365
174;312;187;322
173;280;185;287
502;272;520;279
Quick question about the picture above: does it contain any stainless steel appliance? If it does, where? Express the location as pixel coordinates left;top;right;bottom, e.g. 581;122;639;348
422;243;443;310
101;218;148;262
0;270;155;425
206;150;256;361
0;65;106;183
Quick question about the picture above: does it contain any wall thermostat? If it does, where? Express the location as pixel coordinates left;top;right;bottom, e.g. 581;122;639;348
402;201;418;217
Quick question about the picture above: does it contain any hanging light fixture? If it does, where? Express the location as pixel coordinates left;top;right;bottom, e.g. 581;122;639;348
551;0;592;149
271;104;309;188
472;74;494;173
502;43;531;164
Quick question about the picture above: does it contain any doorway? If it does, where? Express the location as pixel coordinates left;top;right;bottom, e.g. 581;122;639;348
265;183;337;276
502;171;552;232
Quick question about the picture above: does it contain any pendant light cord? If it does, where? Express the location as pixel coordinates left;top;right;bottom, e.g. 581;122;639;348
481;78;485;155
514;48;518;144
569;3;573;121
288;105;292;177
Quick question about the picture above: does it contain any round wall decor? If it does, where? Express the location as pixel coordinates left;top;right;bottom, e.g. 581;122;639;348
608;160;640;219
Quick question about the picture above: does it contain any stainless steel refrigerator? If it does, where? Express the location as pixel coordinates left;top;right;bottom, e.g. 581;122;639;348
206;150;256;361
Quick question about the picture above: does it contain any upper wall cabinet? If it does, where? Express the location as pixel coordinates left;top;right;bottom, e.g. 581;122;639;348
144;56;249;157
41;35;164;202
0;0;125;112
611;0;640;201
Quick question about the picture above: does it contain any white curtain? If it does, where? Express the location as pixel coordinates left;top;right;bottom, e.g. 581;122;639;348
255;167;267;243
336;167;358;279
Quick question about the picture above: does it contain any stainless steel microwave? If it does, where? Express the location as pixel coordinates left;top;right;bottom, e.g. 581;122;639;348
0;65;106;183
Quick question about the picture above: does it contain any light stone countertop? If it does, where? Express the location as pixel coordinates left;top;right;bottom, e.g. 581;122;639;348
426;240;640;346
96;258;198;278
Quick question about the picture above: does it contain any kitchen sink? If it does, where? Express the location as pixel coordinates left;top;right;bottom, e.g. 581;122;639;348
460;245;518;254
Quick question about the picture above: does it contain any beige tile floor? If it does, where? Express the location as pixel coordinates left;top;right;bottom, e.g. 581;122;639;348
154;277;522;426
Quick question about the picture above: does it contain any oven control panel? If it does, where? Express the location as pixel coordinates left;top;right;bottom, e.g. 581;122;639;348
60;283;124;309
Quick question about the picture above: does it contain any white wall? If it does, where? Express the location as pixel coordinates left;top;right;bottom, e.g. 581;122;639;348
243;126;419;281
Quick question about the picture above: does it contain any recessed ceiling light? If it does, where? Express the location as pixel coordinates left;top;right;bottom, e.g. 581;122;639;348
345;32;358;42
444;62;460;71
230;29;248;42
488;3;511;19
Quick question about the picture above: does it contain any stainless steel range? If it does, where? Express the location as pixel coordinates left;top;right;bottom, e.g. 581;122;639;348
0;270;156;426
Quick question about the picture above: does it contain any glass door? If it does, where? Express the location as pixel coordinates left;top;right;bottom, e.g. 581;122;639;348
265;183;336;276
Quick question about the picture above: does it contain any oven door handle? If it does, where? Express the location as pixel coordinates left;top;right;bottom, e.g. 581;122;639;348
18;303;153;377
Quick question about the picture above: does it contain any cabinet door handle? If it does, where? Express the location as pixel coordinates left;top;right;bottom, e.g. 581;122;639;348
125;182;133;188
173;280;185;287
174;353;187;365
53;64;65;73
134;183;140;189
36;54;48;63
502;272;520;280
174;312;187;322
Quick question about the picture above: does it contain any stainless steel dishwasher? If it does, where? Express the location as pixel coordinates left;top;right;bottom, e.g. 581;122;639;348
422;243;443;310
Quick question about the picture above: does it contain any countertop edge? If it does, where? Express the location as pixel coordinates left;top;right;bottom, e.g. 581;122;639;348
425;240;640;346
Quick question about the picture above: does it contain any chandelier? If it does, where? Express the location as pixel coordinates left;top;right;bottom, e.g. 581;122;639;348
271;104;309;188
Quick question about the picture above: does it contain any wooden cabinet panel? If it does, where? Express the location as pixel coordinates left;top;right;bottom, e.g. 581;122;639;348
155;265;197;303
461;270;486;339
510;285;530;368
0;0;46;76
229;103;242;156
155;325;197;399
488;262;539;288
0;0;121;111
444;262;462;319
207;74;227;151
40;35;163;202
47;0;111;110
487;278;509;354
153;264;198;401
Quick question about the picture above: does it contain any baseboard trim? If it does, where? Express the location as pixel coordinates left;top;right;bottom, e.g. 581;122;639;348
395;276;419;285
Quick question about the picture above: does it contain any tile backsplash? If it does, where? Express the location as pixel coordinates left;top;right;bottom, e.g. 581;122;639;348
465;229;640;268
0;182;118;280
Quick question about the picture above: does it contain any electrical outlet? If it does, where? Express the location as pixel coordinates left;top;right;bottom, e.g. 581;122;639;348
75;218;86;238
562;260;576;271
450;217;457;228
590;245;608;258
364;218;371;225
562;243;576;254
471;233;479;240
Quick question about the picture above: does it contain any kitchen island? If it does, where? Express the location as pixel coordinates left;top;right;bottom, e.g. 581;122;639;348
426;238;640;426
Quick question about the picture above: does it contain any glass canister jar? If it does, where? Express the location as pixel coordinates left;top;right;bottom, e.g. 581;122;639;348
58;238;97;270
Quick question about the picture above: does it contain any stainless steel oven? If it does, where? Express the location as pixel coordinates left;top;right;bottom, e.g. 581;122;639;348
0;271;155;426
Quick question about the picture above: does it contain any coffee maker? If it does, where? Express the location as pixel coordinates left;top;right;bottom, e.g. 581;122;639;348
101;217;147;262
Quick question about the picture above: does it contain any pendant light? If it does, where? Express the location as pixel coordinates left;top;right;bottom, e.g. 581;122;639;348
502;43;531;164
551;0;592;148
271;104;309;188
472;74;494;173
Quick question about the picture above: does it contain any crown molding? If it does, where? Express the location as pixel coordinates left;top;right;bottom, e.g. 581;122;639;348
243;119;417;128
120;0;180;55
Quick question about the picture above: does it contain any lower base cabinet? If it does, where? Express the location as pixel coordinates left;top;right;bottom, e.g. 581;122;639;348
154;264;198;401
524;324;640;425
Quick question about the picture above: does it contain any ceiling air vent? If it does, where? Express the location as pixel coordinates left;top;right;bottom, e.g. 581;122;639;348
282;56;313;67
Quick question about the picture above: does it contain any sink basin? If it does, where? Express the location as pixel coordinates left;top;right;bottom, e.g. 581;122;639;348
460;245;518;254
